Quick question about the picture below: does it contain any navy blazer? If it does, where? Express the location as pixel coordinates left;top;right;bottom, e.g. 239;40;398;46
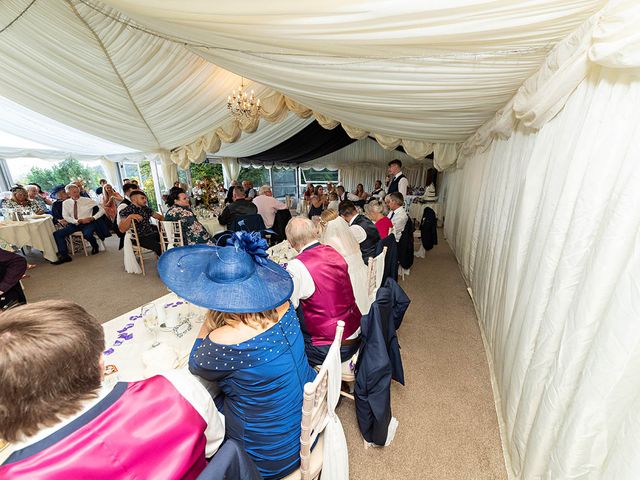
354;278;410;445
197;439;263;480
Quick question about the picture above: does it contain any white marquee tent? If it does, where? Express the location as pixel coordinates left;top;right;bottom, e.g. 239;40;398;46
1;0;639;478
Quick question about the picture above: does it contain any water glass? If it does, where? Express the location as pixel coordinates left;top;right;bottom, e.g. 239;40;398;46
141;303;160;348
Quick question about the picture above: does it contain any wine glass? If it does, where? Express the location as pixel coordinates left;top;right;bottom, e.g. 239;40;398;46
141;303;160;348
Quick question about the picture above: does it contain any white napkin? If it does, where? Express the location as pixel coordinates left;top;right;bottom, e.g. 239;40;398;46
142;343;179;378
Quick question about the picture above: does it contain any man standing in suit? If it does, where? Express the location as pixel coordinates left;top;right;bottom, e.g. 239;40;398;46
387;160;408;197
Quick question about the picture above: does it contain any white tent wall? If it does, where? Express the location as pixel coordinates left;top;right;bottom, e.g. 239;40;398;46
303;138;432;192
442;6;640;476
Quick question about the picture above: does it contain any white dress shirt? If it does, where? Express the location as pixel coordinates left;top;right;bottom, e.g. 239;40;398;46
347;215;367;243
62;197;104;225
252;194;288;228
388;206;408;242
371;188;386;200
393;172;409;197
327;200;339;211
286;242;318;308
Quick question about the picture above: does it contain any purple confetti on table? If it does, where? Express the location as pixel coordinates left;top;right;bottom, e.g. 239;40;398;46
118;332;134;340
114;340;123;346
103;348;115;356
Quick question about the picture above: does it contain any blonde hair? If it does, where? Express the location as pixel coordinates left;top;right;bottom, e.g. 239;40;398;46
205;308;278;331
319;208;338;227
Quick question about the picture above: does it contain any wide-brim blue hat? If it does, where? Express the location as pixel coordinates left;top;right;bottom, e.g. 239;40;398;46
157;233;293;313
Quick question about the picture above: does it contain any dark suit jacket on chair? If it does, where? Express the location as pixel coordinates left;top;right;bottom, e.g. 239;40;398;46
219;199;258;228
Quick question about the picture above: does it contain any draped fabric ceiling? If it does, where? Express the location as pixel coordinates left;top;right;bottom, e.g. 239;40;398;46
0;0;607;170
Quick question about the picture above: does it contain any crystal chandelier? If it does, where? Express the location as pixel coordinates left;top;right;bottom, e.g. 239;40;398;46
227;78;261;118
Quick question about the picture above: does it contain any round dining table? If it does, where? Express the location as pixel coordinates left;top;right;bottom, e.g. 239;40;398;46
0;215;58;262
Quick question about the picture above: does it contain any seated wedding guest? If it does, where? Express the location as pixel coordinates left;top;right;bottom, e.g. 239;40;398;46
387;159;408;197
30;183;52;203
4;186;44;214
371;179;386;200
115;183;140;250
158;235;316;480
0;300;225;478
120;182;137;208
164;189;212;245
51;184;105;264
353;183;369;201
307;185;326;219
225;180;238;204
118;190;164;256
72;179;91;198
242;180;257;200
100;184;123;222
318;209;371;315
338;200;381;264
27;185;52;212
327;191;339;211
385;192;409;242
0;249;27;310
252;185;288;228
326;182;335;195
50;185;69;225
336;185;347;202
365;199;394;239
285;217;361;364
94;178;107;196
303;183;314;201
219;187;258;228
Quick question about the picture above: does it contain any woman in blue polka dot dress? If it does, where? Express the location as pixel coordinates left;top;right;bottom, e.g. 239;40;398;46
158;232;317;480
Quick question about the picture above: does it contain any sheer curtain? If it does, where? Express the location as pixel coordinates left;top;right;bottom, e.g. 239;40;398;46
443;66;640;478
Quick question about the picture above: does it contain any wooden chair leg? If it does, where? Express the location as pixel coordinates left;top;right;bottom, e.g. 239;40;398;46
139;248;146;276
81;237;88;257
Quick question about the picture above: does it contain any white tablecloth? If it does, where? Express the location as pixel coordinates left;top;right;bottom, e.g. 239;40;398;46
101;293;206;381
197;216;224;237
0;216;57;261
408;202;442;226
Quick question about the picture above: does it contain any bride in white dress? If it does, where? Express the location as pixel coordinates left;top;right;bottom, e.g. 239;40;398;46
318;209;372;315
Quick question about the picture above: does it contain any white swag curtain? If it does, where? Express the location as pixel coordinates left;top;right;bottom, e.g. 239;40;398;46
443;63;640;480
0;0;606;164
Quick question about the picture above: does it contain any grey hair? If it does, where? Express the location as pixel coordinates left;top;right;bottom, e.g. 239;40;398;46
65;183;80;193
258;185;272;196
285;216;319;251
385;192;404;206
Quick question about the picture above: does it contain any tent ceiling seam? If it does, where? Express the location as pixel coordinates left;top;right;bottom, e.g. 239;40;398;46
65;0;162;149
0;0;37;35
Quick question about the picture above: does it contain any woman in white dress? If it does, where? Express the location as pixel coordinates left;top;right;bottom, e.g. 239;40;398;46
318;209;371;315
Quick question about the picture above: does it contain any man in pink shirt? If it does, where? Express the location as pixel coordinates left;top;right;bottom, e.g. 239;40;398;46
252;185;288;228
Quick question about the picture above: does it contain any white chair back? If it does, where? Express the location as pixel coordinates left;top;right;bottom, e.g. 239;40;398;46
367;256;377;300
284;321;346;480
374;246;387;291
159;221;184;252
